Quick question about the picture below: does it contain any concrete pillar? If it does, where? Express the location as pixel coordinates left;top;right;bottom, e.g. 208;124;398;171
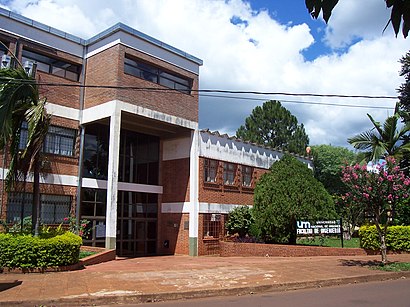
105;107;121;249
189;129;199;256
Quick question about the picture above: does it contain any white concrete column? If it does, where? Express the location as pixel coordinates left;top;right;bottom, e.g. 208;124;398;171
105;106;121;249
189;128;199;256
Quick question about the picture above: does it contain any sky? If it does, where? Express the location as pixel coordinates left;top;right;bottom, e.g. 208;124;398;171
0;0;409;148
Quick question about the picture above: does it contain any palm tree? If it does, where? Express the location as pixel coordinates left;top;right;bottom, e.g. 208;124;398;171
0;61;50;235
348;106;410;162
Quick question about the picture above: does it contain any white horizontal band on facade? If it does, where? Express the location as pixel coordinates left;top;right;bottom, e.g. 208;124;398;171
161;202;251;214
81;100;198;131
118;181;163;194
0;168;78;186
0;169;163;194
85;39;121;58
46;103;80;121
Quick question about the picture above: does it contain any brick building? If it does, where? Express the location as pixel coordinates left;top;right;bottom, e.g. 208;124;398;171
0;8;312;256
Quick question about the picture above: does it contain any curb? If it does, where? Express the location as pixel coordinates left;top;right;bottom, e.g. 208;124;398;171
1;271;409;306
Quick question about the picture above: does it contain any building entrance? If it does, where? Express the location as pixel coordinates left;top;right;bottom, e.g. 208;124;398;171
116;191;158;257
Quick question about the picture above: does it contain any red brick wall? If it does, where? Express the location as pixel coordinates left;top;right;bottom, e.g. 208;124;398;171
84;44;121;108
198;157;268;205
220;241;367;257
161;158;190;203
18;39;82;109
157;213;190;255
84;44;199;122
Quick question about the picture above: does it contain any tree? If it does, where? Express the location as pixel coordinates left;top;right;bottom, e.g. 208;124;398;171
0;60;50;236
311;145;360;237
305;0;410;38
236;100;309;155
397;51;410;174
340;157;410;263
311;144;357;194
347;106;410;162
225;205;254;237
398;51;410;121
252;154;336;244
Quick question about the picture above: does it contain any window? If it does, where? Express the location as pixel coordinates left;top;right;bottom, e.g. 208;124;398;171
203;213;222;239
81;188;107;247
223;162;236;185
242;166;253;187
19;122;76;157
0;42;7;59
6;192;71;224
124;55;192;94
40;194;71;224
204;159;218;183
22;49;81;81
119;130;159;185
83;123;109;180
44;126;76;156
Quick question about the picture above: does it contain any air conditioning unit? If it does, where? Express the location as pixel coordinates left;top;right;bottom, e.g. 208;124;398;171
1;54;11;69
211;214;221;222
23;61;37;77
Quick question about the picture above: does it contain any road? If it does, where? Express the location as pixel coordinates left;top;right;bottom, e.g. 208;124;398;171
132;278;410;307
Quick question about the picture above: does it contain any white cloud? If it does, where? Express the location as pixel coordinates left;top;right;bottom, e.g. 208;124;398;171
2;0;408;148
324;0;395;48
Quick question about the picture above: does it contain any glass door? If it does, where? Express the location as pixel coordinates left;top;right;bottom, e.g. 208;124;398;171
117;191;157;257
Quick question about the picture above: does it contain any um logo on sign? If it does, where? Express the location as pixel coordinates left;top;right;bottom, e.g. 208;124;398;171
297;221;311;229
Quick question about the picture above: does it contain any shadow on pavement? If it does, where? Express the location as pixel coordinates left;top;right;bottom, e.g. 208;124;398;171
339;259;384;267
0;280;22;292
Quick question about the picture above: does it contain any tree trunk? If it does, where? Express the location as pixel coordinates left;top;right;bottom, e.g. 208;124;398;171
380;234;388;265
374;217;389;265
31;157;40;236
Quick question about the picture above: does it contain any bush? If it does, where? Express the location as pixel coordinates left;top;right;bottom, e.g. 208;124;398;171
0;232;82;269
359;225;410;251
253;154;336;244
225;205;254;237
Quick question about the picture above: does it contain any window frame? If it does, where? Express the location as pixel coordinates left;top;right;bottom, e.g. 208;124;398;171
19;122;76;157
124;54;192;94
21;49;81;81
6;192;71;224
242;165;253;187
204;159;218;183
223;162;236;186
203;213;222;239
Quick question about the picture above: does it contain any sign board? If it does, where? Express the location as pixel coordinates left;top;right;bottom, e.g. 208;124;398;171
296;220;341;235
96;222;106;238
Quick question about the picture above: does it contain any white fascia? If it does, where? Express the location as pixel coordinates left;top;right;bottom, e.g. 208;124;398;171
81;100;198;130
46;103;80;121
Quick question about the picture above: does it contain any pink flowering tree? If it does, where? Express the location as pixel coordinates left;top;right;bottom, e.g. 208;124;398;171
340;157;410;263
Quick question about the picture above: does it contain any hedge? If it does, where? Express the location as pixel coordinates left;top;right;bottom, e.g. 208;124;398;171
0;232;82;269
359;225;410;251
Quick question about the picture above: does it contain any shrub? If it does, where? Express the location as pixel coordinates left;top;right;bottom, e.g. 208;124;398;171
225;205;254;237
359;225;410;251
253;154;336;244
0;232;82;269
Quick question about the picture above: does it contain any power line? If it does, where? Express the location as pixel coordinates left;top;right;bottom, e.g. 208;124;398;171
199;94;396;110
0;78;398;100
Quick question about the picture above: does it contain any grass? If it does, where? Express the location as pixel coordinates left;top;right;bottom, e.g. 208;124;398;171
79;250;97;259
297;237;361;248
373;262;410;272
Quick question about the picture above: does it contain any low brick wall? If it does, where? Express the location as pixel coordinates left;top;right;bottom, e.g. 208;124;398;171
80;246;116;266
220;241;367;257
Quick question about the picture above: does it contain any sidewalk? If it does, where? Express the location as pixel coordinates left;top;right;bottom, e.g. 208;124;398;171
1;254;409;306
